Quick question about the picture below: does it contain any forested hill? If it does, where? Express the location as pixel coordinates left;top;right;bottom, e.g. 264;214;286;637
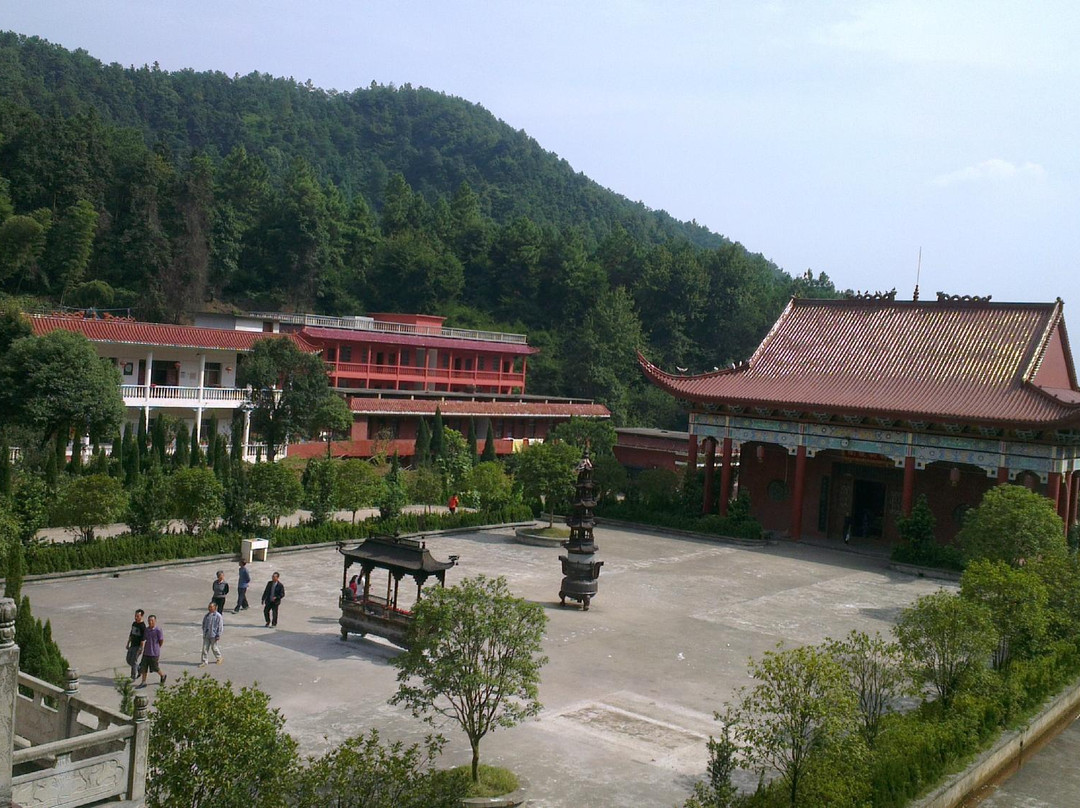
0;32;720;250
0;32;840;428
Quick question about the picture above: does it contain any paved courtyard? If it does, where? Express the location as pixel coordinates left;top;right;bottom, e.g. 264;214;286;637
23;525;948;807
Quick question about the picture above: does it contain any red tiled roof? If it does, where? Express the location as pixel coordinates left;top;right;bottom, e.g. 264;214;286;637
347;398;610;418
31;315;317;353
639;298;1080;427
301;326;539;355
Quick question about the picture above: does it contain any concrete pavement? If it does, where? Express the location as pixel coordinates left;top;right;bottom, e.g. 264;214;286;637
22;524;948;807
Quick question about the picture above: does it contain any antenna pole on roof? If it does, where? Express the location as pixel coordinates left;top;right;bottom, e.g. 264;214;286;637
913;247;922;301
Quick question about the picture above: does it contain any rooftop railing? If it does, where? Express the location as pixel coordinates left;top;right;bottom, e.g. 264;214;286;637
246;311;529;345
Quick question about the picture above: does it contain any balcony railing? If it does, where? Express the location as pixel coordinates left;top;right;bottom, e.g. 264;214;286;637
121;384;250;407
13;670;148;807
329;362;525;391
247;311;529;344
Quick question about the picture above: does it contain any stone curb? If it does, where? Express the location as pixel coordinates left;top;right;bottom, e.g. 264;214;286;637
888;561;963;582
5;521;536;584
512;525;567;547
912;673;1080;808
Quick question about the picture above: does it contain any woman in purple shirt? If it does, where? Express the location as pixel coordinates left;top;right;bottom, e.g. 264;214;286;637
136;614;168;688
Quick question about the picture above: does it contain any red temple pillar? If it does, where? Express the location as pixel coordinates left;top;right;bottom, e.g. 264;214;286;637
719;438;733;516
997;465;1009;485
702;438;716;515
1067;477;1075;533
790;445;807;541
1059;472;1072;521
687;434;698;474
1049;471;1063;513
901;456;916;516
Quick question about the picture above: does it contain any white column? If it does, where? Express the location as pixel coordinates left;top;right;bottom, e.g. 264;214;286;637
242;408;252;459
196;354;206;443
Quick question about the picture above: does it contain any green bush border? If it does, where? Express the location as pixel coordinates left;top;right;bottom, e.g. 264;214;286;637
19;505;533;575
595;501;763;541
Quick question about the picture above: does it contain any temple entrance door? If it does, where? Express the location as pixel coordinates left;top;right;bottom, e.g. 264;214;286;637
851;479;886;538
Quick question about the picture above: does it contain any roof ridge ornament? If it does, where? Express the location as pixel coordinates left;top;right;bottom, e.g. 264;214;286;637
936;292;992;303
844;289;897;301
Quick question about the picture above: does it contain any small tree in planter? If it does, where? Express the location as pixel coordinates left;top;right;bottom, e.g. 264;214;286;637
391;575;547;785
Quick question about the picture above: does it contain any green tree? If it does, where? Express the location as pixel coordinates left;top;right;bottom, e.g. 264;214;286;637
958;484;1066;565
408;466;445;513
466;418;478;464
335;459;384;523
237;337;333;462
0;330;124;449
893;590;997;709
1028;554;1080;642
549;417;617;457
435;427;472;497
516;441;581;527
45;198;97;303
728;643;865;808
173;422;190;469
960;558;1048;670
465;461;514;511
249;461;303;529
683;721;739;808
822;630;907;747
170;466;225;534
309;394;353;458
293;729;457;808
125;462;170;536
52;473;127;541
896;494;935;552
378;458;407;520
430;407;445;460
391;575;548;784
147;674;299;808
302;457;337;526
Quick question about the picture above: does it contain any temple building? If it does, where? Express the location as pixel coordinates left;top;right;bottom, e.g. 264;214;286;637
639;294;1080;545
31;309;609;462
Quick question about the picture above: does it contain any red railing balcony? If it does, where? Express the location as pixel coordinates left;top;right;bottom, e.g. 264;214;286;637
328;362;526;392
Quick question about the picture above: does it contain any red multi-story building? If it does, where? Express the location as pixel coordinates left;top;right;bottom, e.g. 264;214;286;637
32;309;609;461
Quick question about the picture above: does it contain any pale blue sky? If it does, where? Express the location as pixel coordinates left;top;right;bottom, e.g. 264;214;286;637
5;1;1080;311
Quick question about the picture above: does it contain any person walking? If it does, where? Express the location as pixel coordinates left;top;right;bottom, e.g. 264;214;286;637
233;559;251;612
447;493;459;514
136;614;167;688
125;609;146;680
199;602;224;666
211;570;229;614
261;572;285;627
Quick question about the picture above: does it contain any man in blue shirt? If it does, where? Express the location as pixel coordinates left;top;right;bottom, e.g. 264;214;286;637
233;559;251;612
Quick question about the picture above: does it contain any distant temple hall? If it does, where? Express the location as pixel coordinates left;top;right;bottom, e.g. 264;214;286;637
640;294;1080;544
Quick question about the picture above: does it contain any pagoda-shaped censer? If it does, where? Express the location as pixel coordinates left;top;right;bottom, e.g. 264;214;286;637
559;450;603;610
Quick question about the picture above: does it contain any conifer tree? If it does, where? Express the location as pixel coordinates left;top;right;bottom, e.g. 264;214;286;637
431;407;445;461
152;414;168;467
173;422;190;468
415;419;431;467
136;417;149;464
190;426;202;466
467;418;478;465
481;424;497;463
4;540;23;600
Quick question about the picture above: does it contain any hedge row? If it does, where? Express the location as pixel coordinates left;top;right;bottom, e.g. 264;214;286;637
20;504;534;575
595;501;763;541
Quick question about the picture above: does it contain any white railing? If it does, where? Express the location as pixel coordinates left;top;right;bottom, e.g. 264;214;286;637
121;385;249;406
13;671;148;807
246;311;529;344
243;443;289;463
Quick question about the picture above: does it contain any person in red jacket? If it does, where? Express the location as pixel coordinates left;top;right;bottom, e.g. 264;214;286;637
447;493;459;514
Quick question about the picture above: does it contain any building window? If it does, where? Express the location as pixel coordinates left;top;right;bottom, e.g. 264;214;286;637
376;352;384;366
340;346;352;362
326;347;337;362
401;350;410;366
204;362;222;387
465;358;473;371
441;354;450;369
